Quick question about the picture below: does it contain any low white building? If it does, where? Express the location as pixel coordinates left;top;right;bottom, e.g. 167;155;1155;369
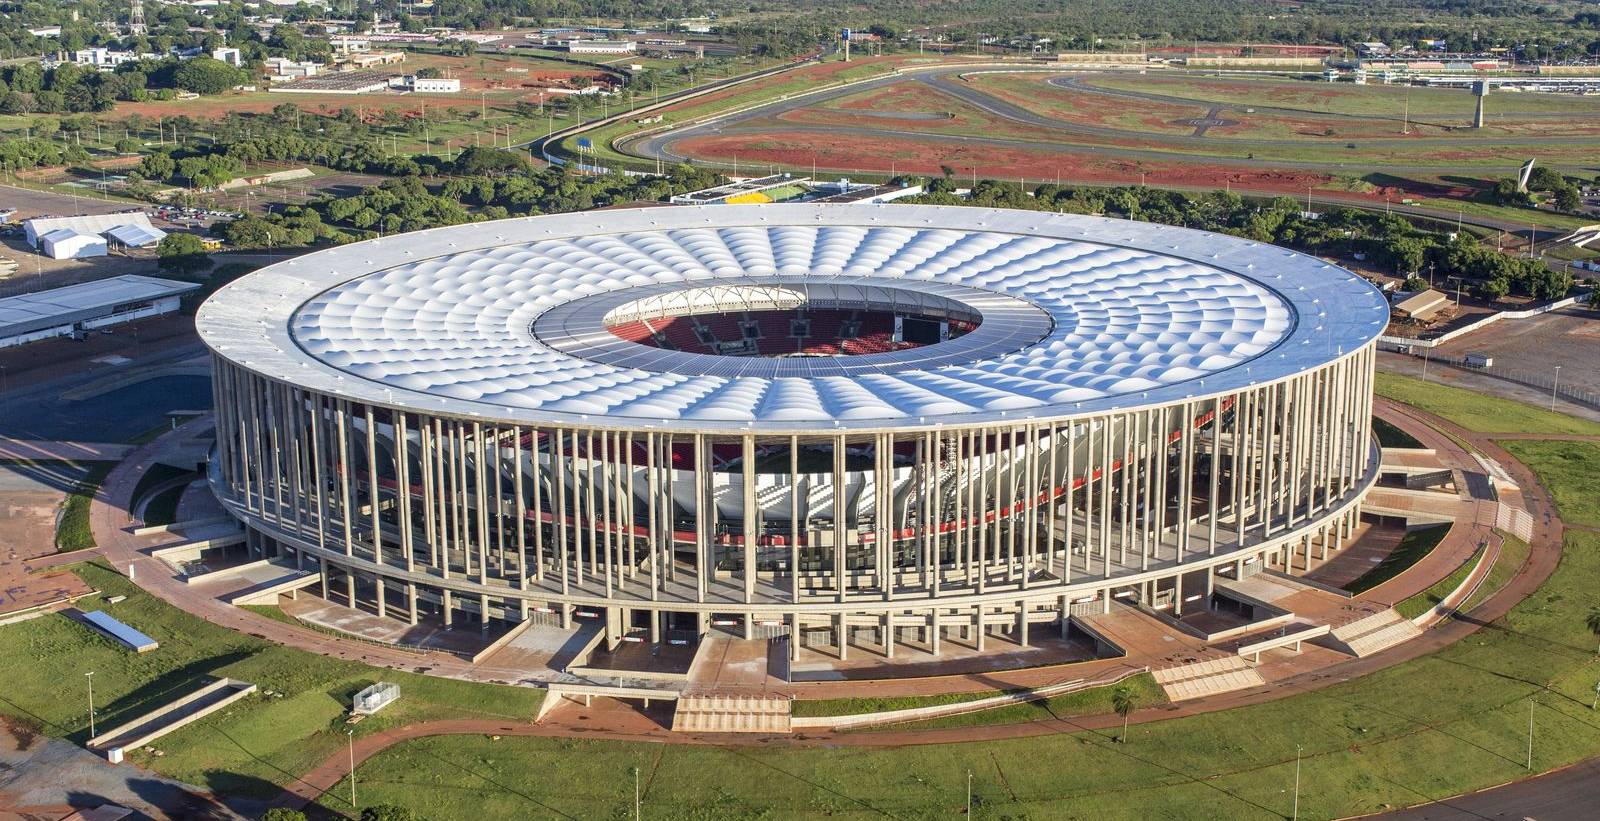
0;275;201;348
71;48;143;69
396;75;461;93
568;39;637;54
24;214;159;249
212;47;243;66
39;229;107;260
264;57;321;79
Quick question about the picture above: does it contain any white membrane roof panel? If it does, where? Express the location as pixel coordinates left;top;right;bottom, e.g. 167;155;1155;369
197;205;1387;433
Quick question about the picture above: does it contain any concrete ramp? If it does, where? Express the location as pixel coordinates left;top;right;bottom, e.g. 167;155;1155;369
226;567;319;605
1331;609;1422;657
1152;656;1265;701
672;692;792;733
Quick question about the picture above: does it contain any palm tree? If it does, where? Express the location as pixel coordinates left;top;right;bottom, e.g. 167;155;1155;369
1586;607;1600;655
1111;685;1136;743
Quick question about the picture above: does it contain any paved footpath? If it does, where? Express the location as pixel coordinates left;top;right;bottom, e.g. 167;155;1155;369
0;439;134;462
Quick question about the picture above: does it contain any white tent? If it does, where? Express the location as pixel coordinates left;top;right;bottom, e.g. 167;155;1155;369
24;213;157;247
39;228;107;260
105;222;168;248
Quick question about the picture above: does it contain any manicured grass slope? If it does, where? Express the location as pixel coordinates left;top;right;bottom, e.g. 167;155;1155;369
55;461;116;551
1343;523;1449;594
0;562;541;801
332;524;1600;819
1375;372;1600;436
1499;440;1600;528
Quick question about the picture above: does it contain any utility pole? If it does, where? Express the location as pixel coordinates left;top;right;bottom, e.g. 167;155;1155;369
633;766;641;820
1526;697;1535;770
348;729;358;806
85;672;96;738
966;769;973;816
1292;744;1302;820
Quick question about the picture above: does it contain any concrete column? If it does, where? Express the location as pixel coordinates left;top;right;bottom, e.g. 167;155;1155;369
974;607;986;651
789;614;801;661
836;613;848;661
929;609;941;656
442;589;453;627
345;567;356;609
479;594;490;631
375;578;386;619
743;613;753;640
883;613;895;659
1017;603;1029;647
559;602;572;629
1173;572;1185;617
407;582;418;625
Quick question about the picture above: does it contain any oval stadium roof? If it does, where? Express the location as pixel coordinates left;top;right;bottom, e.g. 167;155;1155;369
196;204;1388;433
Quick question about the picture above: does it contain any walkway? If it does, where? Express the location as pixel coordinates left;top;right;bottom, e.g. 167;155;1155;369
0;440;133;462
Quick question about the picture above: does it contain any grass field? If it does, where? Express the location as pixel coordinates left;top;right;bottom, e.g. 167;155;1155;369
1498;440;1600;528
1085;73;1600;122
328;531;1600;819
1372;416;1424;449
1395;543;1482;620
1343;523;1450;594
875;672;1166;731
55;461;115;552
0;561;542;804
1374;371;1600;436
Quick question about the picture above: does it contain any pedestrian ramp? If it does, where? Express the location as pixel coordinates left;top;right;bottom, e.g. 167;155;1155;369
1152;656;1266;702
671;692;792;733
1331;609;1422;657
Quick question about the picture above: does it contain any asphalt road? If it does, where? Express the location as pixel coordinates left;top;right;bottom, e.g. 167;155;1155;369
1377;756;1600;820
626;66;1600;180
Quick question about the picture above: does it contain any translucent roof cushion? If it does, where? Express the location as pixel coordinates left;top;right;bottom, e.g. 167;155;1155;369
287;224;1288;424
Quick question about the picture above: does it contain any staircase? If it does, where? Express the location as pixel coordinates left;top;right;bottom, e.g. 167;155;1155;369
1331;609;1423;657
1152;656;1266;701
671;692;792;733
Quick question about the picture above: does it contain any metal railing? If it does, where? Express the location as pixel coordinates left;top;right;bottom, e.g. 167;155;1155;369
1420;353;1600;410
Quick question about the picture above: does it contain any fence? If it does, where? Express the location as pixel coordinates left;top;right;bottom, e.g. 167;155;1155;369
1410;352;1600;410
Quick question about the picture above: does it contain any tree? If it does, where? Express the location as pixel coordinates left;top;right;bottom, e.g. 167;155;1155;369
360;805;417;821
174;57;243;95
1554;186;1582;213
1490;178;1533;207
1587;607;1600;655
158;232;210;274
1111;685;1136;743
259;810;308;821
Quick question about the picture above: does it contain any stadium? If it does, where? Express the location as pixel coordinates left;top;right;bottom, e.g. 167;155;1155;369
197;204;1388;662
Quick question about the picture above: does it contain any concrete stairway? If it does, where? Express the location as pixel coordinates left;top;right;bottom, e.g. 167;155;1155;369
1332;609;1423;657
671;692;792;733
1152;656;1266;701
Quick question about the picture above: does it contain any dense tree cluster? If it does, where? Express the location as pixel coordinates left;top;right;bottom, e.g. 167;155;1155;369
0;136;89;171
215;163;722;248
904;178;1574;302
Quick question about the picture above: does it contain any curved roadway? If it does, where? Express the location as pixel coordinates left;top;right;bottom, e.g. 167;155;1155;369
626;66;1600;178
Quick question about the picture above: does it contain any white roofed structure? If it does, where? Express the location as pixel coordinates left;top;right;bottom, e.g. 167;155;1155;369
24;213;157;248
39;228;107;260
0;274;200;347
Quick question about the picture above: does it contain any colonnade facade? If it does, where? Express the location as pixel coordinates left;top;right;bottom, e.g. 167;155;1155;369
210;344;1380;658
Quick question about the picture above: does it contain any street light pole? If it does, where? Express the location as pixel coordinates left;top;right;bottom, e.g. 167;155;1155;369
1551;366;1562;411
634;765;641;820
967;769;973;816
1527;698;1535;770
348;728;357;807
1292;744;1302;820
85;672;95;738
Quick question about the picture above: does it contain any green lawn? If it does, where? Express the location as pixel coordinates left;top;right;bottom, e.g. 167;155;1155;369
791;688;995;718
1373;416;1424;449
1461;534;1532;615
1375;371;1600;436
1343;523;1450;595
1499;440;1600;528
874;672;1166;731
328;529;1600;819
55;461;116;552
0;561;542;803
1395;543;1482;620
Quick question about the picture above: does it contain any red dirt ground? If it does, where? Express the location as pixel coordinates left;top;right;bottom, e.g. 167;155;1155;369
673;130;1410;200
